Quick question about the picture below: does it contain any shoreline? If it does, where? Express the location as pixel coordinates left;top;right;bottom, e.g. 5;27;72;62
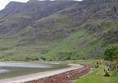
26;64;91;83
0;64;83;83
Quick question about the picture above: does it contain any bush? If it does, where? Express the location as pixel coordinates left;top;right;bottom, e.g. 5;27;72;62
26;57;39;61
104;44;118;61
40;56;46;61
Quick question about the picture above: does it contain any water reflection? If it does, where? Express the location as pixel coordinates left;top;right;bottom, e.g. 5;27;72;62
0;69;9;73
0;62;66;79
0;62;54;68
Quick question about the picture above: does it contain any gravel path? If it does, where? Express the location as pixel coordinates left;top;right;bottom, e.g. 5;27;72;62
0;64;83;83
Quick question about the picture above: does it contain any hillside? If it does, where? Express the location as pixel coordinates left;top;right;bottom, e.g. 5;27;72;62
0;0;118;61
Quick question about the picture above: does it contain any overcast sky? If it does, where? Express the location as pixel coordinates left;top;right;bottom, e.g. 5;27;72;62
0;0;28;10
0;0;82;10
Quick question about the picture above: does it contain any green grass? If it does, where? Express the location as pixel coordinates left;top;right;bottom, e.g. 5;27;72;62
41;27;104;60
75;65;118;83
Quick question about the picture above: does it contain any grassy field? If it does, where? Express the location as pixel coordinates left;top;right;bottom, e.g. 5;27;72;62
75;64;117;83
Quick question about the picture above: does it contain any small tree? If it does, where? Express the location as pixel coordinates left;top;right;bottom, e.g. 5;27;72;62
104;44;118;78
104;44;118;61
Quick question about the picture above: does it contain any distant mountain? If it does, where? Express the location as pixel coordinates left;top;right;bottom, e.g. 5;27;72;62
0;0;117;61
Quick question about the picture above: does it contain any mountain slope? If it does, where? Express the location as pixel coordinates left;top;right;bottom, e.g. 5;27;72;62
0;0;118;61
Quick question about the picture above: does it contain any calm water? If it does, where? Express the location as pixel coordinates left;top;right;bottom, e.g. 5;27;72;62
0;62;67;80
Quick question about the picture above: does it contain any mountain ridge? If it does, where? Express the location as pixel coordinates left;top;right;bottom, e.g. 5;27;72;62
0;0;118;61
